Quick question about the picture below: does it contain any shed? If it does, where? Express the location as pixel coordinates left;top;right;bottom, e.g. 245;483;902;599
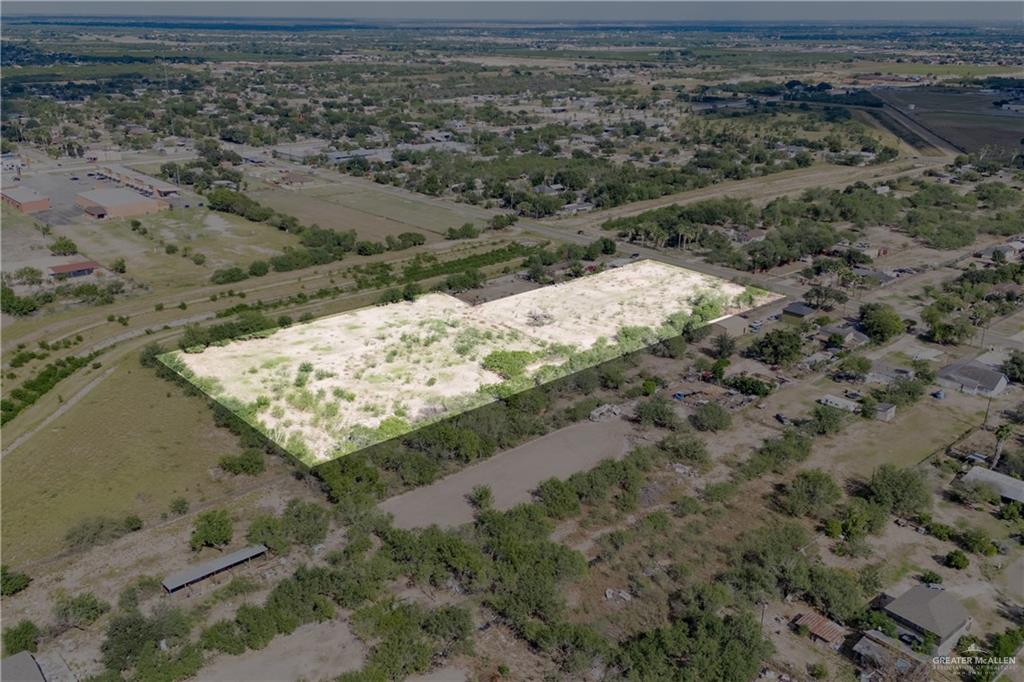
0;651;47;682
48;260;101;279
874;402;897;422
782;301;816;321
819;394;860;413
794;611;846;649
852;629;928;677
962;466;1024;504
162;544;267;593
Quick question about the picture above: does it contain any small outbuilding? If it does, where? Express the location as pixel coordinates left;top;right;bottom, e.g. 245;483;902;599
782;301;816;322
162;544;268;594
794;611;846;650
819;394;860;413
2;186;50;214
48;261;102;279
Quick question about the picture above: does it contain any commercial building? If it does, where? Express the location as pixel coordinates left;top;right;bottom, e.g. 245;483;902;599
881;585;970;656
1;186;50;214
75;188;167;219
96;165;179;198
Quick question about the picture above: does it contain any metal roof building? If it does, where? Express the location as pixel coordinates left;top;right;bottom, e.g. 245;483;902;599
962;466;1024;504
162;544;267;593
937;360;1008;397
1;651;47;682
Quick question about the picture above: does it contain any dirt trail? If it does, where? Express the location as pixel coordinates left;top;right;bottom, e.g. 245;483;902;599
551;157;950;229
380;417;636;529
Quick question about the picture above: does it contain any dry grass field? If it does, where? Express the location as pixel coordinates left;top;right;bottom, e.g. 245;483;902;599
0;360;244;564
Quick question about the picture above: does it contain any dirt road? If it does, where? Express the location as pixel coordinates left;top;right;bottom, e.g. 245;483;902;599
379;417;636;529
549;156;951;230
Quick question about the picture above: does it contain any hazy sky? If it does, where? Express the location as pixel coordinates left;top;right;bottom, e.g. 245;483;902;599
5;1;1023;23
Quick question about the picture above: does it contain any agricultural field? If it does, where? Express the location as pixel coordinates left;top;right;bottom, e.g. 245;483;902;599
878;88;1024;155
163;260;777;464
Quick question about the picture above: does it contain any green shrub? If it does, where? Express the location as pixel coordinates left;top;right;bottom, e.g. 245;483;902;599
219;448;265;475
3;620;41;655
1;566;31;596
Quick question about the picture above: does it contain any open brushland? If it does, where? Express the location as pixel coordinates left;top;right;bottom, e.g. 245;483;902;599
162;260;776;464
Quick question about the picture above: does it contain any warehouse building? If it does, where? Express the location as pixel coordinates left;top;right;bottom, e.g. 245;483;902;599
75;188;167;219
96;165;179;198
1;186;50;214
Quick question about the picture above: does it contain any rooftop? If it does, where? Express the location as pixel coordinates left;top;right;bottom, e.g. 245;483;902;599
100;164;178;192
883;585;969;641
77;187;158;208
962;466;1024;503
2;186;46;203
49;260;101;275
0;651;46;682
783;301;816;317
795;611;846;644
162;544;267;592
937;360;1007;394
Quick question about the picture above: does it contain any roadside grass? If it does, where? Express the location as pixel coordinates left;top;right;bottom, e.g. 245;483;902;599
0;358;242;565
846;61;1019;77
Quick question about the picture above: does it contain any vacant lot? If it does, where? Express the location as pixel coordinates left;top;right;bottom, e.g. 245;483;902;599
0;359;243;564
168;260;772;464
49;207;300;292
250;181;477;243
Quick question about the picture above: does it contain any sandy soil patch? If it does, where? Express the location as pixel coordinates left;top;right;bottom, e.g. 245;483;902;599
195;618;365;682
168;261;776;464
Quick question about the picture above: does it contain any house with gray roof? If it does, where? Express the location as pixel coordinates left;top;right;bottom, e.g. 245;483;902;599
881;585;970;656
937;360;1008;397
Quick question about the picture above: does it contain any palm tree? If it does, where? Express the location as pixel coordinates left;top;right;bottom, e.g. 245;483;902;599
992;423;1014;471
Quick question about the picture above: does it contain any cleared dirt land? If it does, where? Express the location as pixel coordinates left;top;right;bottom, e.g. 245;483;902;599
167;260;774;464
380;417;636;529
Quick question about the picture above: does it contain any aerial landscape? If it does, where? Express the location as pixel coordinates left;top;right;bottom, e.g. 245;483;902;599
1;1;1023;680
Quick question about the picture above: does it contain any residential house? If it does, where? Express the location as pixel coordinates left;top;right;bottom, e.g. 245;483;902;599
937;360;1008;397
880;585;970;656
